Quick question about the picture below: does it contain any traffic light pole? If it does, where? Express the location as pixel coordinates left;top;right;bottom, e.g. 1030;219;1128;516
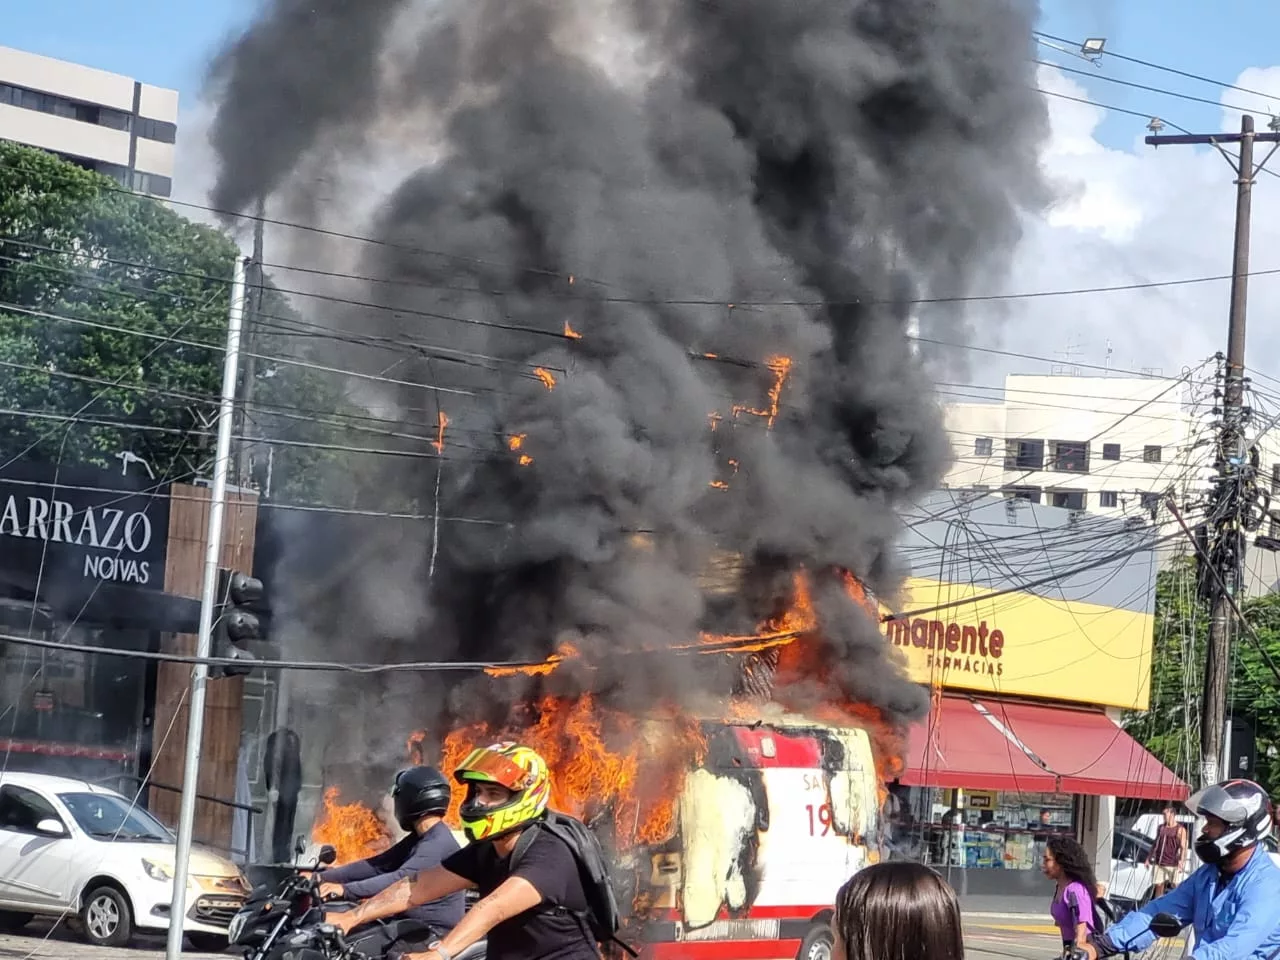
1146;114;1280;788
164;257;249;960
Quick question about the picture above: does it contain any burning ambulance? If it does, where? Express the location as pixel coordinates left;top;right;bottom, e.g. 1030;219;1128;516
620;713;880;960
312;567;899;960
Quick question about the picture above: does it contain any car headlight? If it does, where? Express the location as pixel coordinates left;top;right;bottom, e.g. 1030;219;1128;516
142;859;172;882
227;911;247;944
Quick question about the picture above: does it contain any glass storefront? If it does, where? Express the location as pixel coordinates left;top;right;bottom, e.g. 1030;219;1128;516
0;599;151;784
885;784;1077;871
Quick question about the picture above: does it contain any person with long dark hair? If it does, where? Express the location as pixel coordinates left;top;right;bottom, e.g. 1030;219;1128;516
832;862;963;960
1043;837;1099;954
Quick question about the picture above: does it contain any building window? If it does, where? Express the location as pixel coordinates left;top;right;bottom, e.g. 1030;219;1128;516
1099;491;1118;508
1004;486;1041;504
129;171;172;198
1005;438;1044;470
0;81;137;134
1143;445;1162;463
1050;440;1089;473
1140;492;1160;511
1102;443;1121;461
974;437;993;457
1051;490;1086;510
135;116;177;144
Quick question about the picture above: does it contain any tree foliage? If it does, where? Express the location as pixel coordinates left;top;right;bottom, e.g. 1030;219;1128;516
0;142;370;501
1130;556;1280;795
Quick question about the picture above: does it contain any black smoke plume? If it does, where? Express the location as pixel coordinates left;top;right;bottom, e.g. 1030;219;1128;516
206;0;1048;764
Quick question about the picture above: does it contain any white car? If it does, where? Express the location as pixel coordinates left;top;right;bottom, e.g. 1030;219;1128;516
1109;823;1280;910
0;771;249;948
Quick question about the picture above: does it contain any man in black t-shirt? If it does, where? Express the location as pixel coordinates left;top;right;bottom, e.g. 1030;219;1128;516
327;742;600;960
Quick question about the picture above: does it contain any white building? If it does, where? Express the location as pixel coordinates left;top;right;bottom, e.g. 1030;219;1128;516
0;45;176;198
943;375;1207;516
942;373;1280;596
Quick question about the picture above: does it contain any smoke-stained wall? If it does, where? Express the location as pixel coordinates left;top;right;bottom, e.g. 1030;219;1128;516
208;0;1050;769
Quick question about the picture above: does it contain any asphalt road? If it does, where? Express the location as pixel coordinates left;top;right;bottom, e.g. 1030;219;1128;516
0;919;222;959
963;918;1064;960
0;916;1175;960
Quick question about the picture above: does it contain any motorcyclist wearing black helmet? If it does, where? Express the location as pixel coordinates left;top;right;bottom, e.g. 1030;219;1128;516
319;766;465;950
1082;779;1280;960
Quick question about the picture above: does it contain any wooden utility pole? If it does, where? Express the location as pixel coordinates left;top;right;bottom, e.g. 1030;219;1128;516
1147;114;1280;787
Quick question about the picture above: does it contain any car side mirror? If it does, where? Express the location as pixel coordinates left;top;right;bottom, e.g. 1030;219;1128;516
1150;914;1183;939
34;819;66;838
317;845;337;866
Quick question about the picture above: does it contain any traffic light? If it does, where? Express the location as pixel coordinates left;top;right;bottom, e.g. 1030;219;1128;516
212;568;264;678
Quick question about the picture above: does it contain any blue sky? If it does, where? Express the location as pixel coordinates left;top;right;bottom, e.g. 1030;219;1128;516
4;0;1278;147
1037;0;1280;147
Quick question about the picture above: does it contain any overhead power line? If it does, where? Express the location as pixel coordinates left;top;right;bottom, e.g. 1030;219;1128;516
1033;31;1280;104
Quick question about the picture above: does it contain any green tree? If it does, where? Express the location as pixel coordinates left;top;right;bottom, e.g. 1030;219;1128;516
0;142;237;476
1130;556;1280;794
0;142;376;502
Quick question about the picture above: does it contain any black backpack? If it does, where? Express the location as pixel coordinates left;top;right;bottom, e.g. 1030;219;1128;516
510;811;638;957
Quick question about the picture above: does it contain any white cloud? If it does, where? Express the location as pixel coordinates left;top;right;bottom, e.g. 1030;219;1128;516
967;63;1280;387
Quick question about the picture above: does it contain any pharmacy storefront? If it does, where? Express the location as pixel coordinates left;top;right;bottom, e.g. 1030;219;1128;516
882;493;1185;911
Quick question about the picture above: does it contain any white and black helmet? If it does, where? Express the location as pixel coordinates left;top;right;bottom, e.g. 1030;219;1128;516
1186;779;1273;859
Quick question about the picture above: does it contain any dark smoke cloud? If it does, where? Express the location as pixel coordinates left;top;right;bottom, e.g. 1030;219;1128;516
207;0;1047;755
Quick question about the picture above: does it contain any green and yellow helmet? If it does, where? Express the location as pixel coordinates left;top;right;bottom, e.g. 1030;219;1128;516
454;741;550;842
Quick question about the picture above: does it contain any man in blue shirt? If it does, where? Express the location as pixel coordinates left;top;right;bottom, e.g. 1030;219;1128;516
1086;780;1280;960
320;766;464;955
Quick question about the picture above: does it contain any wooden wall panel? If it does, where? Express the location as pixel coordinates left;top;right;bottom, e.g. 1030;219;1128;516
149;483;258;854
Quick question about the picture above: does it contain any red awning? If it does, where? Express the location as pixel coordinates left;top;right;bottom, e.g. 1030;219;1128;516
974;698;1188;801
901;695;1060;792
901;696;1188;801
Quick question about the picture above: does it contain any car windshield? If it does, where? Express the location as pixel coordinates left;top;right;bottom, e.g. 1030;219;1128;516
57;792;172;842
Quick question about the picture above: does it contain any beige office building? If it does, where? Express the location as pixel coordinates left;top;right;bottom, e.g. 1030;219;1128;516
0;45;176;197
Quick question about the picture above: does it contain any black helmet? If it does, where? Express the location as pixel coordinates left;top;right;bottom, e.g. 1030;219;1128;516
392;766;451;831
1186;779;1273;862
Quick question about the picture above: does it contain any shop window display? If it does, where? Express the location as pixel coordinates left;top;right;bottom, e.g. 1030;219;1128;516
884;785;1075;870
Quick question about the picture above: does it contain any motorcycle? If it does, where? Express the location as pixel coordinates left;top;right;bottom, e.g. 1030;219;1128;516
228;843;485;960
228;844;337;960
1064;913;1183;960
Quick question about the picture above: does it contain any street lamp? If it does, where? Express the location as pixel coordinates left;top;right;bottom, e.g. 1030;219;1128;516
1035;35;1107;67
1081;38;1106;60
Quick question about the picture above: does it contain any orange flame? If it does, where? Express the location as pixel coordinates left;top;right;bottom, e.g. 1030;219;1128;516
518;454;533;466
709;480;729;490
731;354;793;429
312;787;392;865
484;643;580;678
564;321;582;339
407;729;428;765
437;696;707;847
534;367;556;390
508;434;526;450
431;411;448;454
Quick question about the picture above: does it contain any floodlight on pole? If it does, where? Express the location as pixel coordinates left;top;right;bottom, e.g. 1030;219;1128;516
1034;35;1106;67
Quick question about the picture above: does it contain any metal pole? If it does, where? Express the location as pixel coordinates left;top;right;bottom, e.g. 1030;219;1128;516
236;200;265;486
164;257;249;960
1200;114;1255;789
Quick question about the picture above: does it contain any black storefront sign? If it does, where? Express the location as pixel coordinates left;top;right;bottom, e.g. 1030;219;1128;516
0;463;177;625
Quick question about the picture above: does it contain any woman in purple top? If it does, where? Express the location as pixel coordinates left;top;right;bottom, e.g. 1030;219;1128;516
1042;837;1099;955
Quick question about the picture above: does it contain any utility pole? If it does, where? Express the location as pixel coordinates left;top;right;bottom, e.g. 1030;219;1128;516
1146;114;1280;787
236;199;265;486
164;257;249;960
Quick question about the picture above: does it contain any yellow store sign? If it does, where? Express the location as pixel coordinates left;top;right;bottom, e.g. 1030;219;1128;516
880;576;1154;711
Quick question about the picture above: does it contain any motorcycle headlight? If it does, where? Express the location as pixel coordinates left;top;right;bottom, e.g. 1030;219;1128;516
142;859;172;882
228;911;247;944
